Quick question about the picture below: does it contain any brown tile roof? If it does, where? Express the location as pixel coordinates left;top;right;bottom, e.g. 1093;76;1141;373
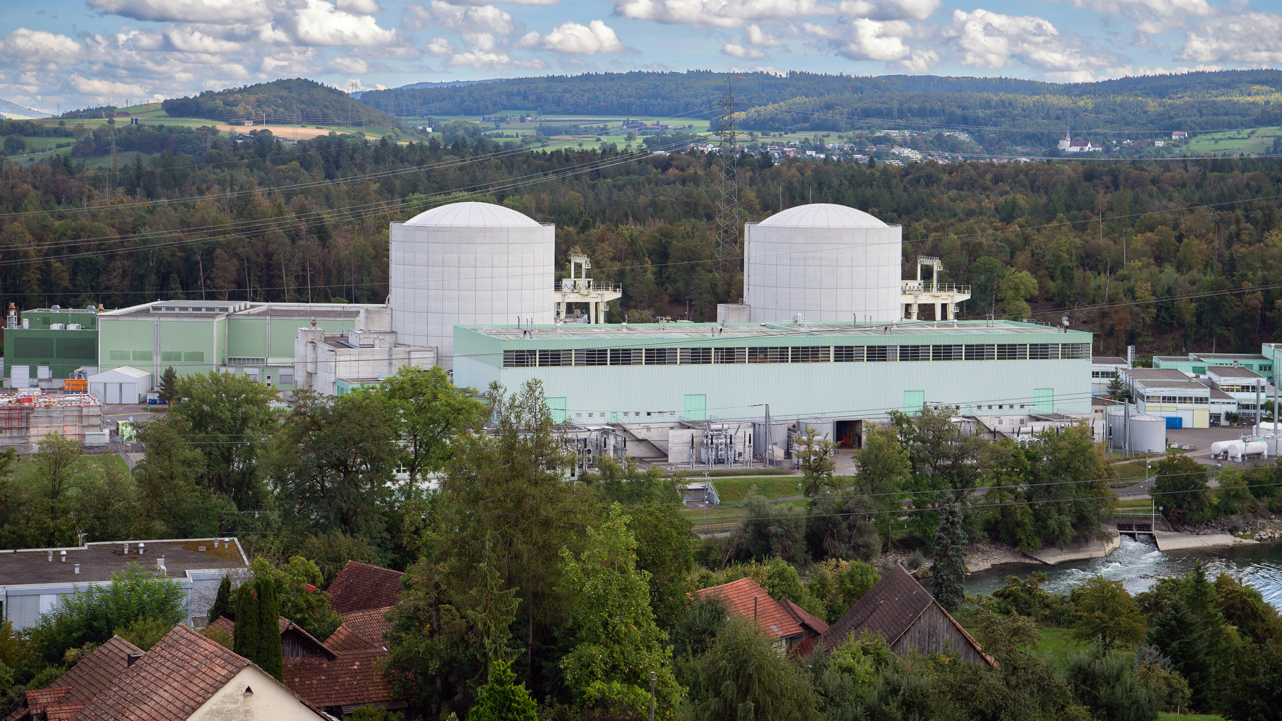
326;607;394;653
0;540;246;586
202;615;335;660
778;598;829;635
801;566;993;666
695;578;804;640
69;624;325;721
9;636;143;720
284;649;395;708
44;705;86;721
328;562;404;614
204;616;234;635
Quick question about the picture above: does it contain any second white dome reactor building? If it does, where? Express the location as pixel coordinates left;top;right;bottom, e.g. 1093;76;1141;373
389;202;555;369
742;203;903;323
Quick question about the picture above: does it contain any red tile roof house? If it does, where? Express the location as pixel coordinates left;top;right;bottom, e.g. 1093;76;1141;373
327;562;404;614
694;578;811;649
52;624;331;720
793;565;995;666
5;636;142;721
205;612;407;717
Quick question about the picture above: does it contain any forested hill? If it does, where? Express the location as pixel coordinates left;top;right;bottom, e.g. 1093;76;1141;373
357;69;1282;121
163;78;401;128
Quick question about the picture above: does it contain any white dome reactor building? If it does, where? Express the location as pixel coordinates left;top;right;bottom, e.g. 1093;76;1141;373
743;203;902;323
390;202;555;369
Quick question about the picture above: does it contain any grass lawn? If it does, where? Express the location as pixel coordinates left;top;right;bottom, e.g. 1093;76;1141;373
1035;627;1082;671
1158;714;1222;721
1186;126;1281;155
713;477;805;502
12;452;128;489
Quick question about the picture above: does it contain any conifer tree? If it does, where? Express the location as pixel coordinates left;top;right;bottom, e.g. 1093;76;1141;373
233;577;284;681
929;494;967;613
469;660;537;721
158;367;178;404
208;574;233;623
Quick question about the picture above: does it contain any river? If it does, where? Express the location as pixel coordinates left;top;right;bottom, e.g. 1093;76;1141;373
963;538;1282;610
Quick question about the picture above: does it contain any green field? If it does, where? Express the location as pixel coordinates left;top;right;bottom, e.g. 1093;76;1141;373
1159;714;1222;721
712;477;805;502
11;452;128;488
1186;126;1282;155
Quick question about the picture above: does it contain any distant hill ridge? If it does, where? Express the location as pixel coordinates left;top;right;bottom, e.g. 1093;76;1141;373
356;69;1282;133
0;98;48;119
161;78;401;129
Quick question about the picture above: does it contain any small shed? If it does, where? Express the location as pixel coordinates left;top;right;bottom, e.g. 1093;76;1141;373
88;366;151;404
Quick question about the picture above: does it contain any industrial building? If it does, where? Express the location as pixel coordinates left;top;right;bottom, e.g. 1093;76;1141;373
1154;347;1276;384
97;300;379;393
3;305;100;385
0;390;104;453
454;319;1093;451
389;202;555;370
1091;355;1130;395
729;204;969;324
293;307;436;395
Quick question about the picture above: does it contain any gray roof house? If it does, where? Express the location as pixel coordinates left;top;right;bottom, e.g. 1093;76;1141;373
0;538;249;630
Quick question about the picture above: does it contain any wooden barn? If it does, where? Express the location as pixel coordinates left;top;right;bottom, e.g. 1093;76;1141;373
794;564;995;666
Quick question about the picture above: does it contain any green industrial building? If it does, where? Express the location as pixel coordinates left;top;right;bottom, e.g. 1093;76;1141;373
3;306;101;380
96;301;379;392
1153;346;1278;384
453;320;1094;429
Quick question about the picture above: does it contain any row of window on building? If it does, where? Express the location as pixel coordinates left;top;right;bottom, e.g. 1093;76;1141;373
502;342;1092;368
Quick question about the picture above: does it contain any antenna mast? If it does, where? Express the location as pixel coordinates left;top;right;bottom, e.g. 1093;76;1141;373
715;76;739;278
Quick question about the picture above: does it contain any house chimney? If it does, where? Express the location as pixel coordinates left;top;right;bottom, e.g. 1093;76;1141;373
127;652;143;667
753;595;758;621
156;557;166;575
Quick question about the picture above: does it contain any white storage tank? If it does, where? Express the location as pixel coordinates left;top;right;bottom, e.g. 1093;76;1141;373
1128;413;1167;454
744;203;902;323
1106;406;1126;449
389;202;555;369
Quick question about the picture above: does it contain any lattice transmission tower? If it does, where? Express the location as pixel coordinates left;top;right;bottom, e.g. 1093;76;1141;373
714;76;739;277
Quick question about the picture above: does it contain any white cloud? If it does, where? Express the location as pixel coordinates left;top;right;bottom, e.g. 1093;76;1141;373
446;50;546;69
166;29;241;53
336;0;382;13
743;24;782;46
614;0;936;29
0;29;82;64
806;18;937;70
326;56;369;73
723;43;766;58
946;8;1116;76
68;74;147;98
428;1;516;36
87;0;271;24
290;0;397;45
1059;0;1212;36
539;20;626;54
425;37;457;55
1176;11;1282;64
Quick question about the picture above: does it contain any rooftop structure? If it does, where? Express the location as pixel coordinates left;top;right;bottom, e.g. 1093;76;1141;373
292;309;436;396
1;538;249;630
327;561;404;615
390;201;555;371
901;255;971;322
1119;367;1237;428
695;577;805;646
4;305;101;383
1153;347;1275;384
553;254;621;324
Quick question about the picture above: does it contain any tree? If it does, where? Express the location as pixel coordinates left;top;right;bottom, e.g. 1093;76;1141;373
170;371;278;510
930;494;967;613
795;427;836;497
997;268;1038;319
375;366;486;487
1028;423;1114;548
248;557;343;641
1107;371;1126;400
3;136;24;155
627;502;694;632
1064;649;1161;721
115;617;176;651
692;616;818;721
1146;599;1212;710
1152;455;1211;522
266;389;399;539
732;498;809;565
559;505;682;719
851;425;908;500
133;415;222;538
1070;576;1147;651
33;433;81;520
1222;640;1282;721
208;575;234;623
469;660;538;721
75;460;141;542
234;576;284;681
432;380;597;675
157;367;178;404
464;543;520;686
28;564;187;663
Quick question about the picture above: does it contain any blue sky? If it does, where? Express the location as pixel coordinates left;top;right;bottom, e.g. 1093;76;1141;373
3;0;1281;112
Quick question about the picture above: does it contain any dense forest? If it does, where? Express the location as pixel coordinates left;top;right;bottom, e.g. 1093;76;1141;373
162;78;402;128
360;70;1282;140
2;123;1282;357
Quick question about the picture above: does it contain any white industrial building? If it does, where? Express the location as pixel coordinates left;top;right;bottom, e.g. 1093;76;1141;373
87;366;150;404
725;203;969;325
389;202;555;370
293;306;437;395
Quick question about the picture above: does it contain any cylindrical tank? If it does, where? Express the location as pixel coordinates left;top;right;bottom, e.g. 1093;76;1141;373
1243;441;1268;457
389;202;555;369
1210;440;1229;457
1128;413;1166;454
743;204;902;323
1106;407;1126;449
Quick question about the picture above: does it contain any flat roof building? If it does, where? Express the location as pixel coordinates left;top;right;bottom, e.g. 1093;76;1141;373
454;320;1092;435
1153;348;1276;384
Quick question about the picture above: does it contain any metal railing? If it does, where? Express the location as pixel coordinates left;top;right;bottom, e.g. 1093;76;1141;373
555;281;622;294
901;282;971;295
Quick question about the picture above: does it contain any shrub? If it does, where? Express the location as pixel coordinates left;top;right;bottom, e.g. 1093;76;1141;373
906;550;925;570
116;617;176;651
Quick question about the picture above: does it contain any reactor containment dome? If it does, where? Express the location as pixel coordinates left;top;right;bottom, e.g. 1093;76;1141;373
390;202;555;369
743;203;902;324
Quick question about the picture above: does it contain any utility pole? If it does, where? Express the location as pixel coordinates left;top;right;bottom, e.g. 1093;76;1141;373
714;76;739;280
650;671;656;721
